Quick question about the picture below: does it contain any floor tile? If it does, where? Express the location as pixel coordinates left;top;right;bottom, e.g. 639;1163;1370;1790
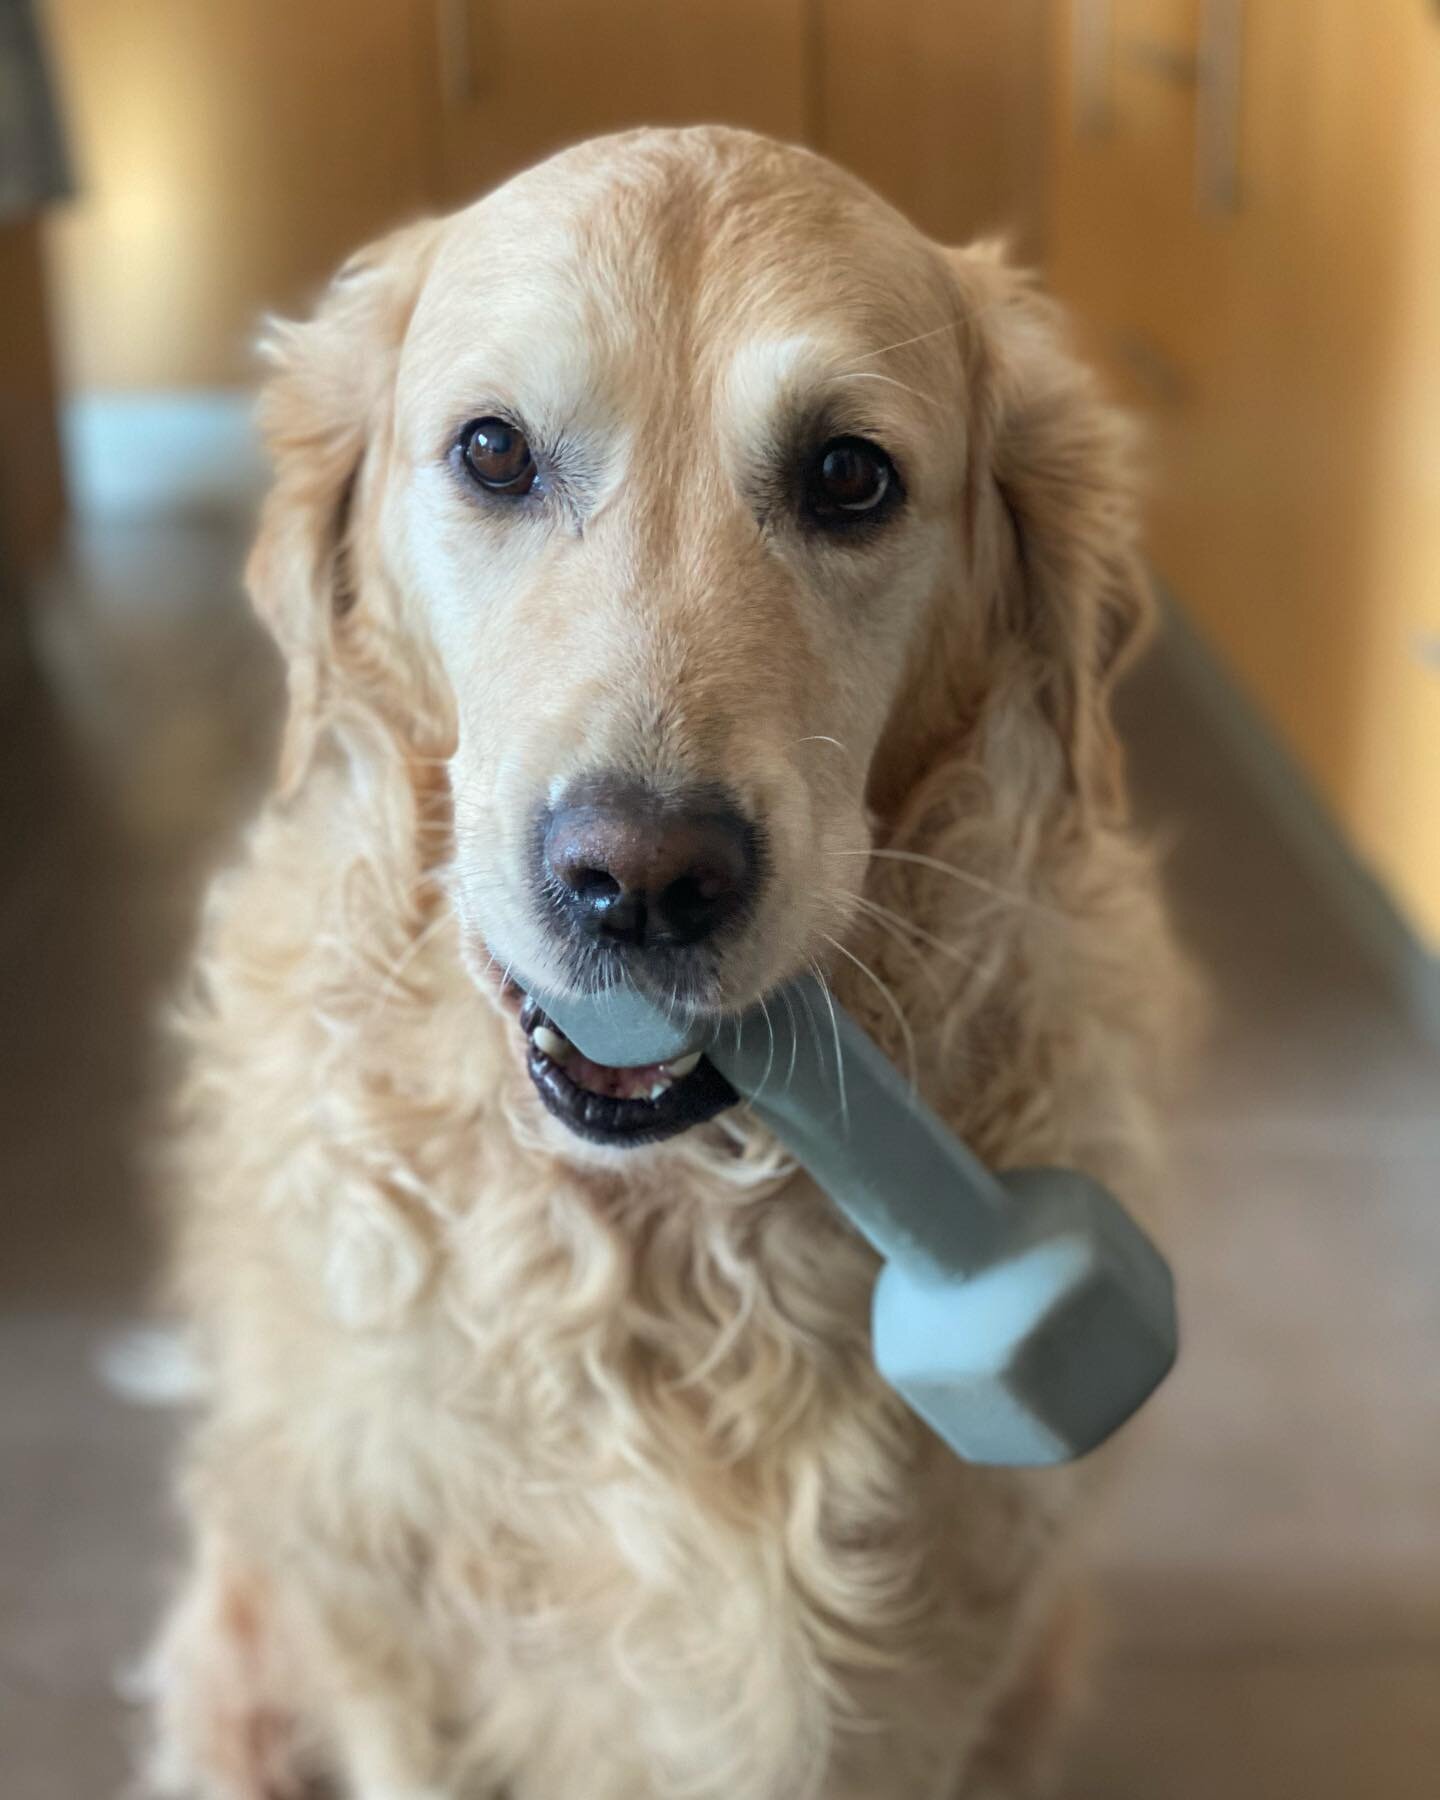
1064;1657;1440;1800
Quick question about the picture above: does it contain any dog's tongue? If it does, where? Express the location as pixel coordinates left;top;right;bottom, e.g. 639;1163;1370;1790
564;1050;675;1101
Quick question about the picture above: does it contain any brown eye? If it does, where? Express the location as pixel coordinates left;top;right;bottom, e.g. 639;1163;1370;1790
460;417;536;494
807;436;897;522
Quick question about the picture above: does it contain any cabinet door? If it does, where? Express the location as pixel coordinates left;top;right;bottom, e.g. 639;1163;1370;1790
1050;0;1440;948
1049;0;1233;383
819;0;1048;251
47;0;437;388
428;0;809;206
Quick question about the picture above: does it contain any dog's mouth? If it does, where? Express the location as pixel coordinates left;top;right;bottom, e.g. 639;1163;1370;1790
518;992;737;1147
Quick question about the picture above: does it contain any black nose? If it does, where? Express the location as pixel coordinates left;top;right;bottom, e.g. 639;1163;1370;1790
540;780;759;951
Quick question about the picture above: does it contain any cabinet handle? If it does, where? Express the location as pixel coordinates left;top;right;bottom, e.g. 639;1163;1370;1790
1123;40;1198;86
1108;328;1189;408
1195;0;1245;212
438;0;485;107
1072;0;1113;136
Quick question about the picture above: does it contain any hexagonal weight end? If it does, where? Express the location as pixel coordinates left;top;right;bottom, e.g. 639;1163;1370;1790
871;1228;1178;1467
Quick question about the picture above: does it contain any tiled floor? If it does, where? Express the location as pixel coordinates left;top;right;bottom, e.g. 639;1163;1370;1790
3;509;1438;1797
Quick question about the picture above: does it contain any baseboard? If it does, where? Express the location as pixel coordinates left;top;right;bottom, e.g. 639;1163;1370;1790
1159;590;1440;1044
62;389;266;518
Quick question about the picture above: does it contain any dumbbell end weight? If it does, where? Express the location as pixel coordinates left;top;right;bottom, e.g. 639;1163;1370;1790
872;1170;1178;1466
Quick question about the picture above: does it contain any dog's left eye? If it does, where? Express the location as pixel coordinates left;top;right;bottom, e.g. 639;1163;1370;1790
459;417;537;495
804;436;898;525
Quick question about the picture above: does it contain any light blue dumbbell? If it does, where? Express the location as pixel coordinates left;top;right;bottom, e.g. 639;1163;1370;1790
532;976;1178;1467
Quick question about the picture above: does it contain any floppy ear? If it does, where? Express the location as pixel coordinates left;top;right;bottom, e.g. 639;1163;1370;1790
247;217;442;794
948;242;1154;820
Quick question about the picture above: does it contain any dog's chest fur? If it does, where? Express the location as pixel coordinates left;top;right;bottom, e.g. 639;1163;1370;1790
173;807;1074;1791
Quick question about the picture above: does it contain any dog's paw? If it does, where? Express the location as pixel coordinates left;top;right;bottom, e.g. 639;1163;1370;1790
142;1551;334;1800
140;1706;331;1800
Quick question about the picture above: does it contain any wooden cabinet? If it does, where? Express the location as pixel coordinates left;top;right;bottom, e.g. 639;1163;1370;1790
1050;0;1440;951
45;0;440;388
44;0;1049;391
819;0;1047;252
44;0;811;389
431;0;1043;238
427;0;809;206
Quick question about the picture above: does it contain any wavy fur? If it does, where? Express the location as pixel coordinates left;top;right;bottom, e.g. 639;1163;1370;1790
146;129;1188;1800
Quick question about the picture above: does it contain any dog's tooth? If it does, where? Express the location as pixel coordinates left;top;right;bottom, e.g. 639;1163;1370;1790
532;1024;573;1063
663;1051;702;1078
647;1080;671;1100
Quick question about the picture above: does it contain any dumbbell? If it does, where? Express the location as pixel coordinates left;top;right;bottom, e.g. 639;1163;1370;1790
531;975;1178;1467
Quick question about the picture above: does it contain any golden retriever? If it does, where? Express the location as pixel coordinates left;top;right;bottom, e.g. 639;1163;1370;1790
146;127;1185;1799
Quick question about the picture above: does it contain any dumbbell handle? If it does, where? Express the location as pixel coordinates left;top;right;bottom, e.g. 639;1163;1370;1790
535;975;1170;1290
702;977;1013;1278
539;975;1001;1267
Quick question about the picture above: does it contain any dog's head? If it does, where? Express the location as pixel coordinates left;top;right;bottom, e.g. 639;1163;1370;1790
249;128;1148;1150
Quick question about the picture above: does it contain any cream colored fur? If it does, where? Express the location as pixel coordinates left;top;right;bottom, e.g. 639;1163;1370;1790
146;128;1187;1800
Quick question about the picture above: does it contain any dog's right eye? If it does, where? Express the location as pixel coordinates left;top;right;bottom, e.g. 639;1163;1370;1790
801;435;901;530
459;418;537;495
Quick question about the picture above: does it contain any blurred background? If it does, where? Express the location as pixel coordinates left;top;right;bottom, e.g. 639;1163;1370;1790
2;2;1438;1794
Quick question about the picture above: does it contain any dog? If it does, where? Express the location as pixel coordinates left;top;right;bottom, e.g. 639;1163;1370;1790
145;126;1186;1799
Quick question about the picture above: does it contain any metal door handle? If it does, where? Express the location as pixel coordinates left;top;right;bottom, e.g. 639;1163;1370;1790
1108;328;1190;408
1072;0;1114;136
1123;39;1198;86
1195;0;1245;212
438;0;485;107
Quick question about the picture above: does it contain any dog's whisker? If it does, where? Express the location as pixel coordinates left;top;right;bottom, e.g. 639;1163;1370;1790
754;994;777;1107
794;975;826;1086
832;846;1043;912
828;368;945;414
839;897;1002;1083
820;932;917;1099
780;984;800;1096
847;893;985;973
807;958;849;1138
846;318;961;366
360;908;455;1020
842;892;935;974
